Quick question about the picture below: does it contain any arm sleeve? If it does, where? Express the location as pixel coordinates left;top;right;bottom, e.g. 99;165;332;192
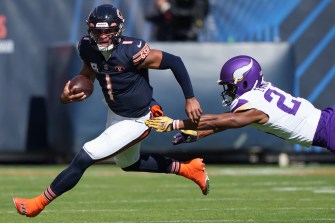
159;51;194;99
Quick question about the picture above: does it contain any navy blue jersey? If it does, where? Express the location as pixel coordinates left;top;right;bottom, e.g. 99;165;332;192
78;36;153;118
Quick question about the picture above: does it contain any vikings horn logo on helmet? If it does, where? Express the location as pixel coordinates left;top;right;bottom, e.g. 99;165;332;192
233;59;253;83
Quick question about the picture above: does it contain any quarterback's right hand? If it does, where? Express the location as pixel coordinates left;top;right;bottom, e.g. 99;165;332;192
145;116;174;132
60;80;86;104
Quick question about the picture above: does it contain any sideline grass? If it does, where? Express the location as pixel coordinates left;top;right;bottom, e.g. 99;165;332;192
1;164;335;222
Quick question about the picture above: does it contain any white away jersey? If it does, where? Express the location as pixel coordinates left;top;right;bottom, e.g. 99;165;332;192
230;82;321;147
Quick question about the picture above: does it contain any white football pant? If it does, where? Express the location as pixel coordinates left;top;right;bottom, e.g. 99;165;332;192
83;108;150;168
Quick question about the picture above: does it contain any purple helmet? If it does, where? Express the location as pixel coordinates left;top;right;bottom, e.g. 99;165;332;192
217;55;263;106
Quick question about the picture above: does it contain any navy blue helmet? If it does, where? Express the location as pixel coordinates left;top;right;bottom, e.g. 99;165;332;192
86;4;125;51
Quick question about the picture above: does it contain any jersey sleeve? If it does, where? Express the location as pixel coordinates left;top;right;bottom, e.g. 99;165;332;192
230;89;267;113
230;98;252;112
123;38;150;65
77;36;92;67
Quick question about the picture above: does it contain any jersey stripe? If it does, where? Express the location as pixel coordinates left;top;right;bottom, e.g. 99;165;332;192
133;44;150;65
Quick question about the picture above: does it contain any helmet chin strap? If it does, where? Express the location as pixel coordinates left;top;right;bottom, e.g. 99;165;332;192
99;44;114;60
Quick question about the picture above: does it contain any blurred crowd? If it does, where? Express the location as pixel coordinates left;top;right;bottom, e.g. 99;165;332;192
145;0;209;41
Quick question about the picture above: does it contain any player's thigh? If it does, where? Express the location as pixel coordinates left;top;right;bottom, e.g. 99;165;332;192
113;143;141;168
83;116;149;160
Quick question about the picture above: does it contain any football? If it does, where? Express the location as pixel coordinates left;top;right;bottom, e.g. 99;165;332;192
69;75;94;97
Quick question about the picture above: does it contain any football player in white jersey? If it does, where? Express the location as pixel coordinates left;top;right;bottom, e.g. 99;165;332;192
145;55;334;152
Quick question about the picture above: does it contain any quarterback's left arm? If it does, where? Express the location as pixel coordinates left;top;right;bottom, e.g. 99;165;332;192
138;49;202;122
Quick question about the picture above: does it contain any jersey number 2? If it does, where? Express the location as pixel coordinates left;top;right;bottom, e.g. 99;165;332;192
264;88;301;115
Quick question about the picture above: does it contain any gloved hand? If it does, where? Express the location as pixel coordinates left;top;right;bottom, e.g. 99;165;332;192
145;116;174;132
173;130;198;145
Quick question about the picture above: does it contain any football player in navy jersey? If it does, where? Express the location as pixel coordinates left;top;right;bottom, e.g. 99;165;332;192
146;55;335;153
13;4;209;218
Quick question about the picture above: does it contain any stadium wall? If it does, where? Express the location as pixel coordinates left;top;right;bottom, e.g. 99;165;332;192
1;0;334;163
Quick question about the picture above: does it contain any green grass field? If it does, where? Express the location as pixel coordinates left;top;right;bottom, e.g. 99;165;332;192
1;164;335;222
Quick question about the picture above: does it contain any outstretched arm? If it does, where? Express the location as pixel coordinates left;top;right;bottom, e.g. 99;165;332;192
174;110;268;143
179;110;267;130
146;109;268;135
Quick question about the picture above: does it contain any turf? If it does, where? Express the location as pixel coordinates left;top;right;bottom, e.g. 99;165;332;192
1;164;335;222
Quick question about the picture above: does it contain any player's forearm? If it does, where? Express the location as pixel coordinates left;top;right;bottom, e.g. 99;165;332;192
79;64;96;82
196;129;219;139
177;114;222;130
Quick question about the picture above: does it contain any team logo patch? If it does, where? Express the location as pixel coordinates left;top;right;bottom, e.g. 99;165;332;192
114;65;125;72
90;63;99;72
137;41;142;48
117;9;124;20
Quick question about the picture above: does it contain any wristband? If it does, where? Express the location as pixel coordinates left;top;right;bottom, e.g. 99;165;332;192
173;120;180;130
